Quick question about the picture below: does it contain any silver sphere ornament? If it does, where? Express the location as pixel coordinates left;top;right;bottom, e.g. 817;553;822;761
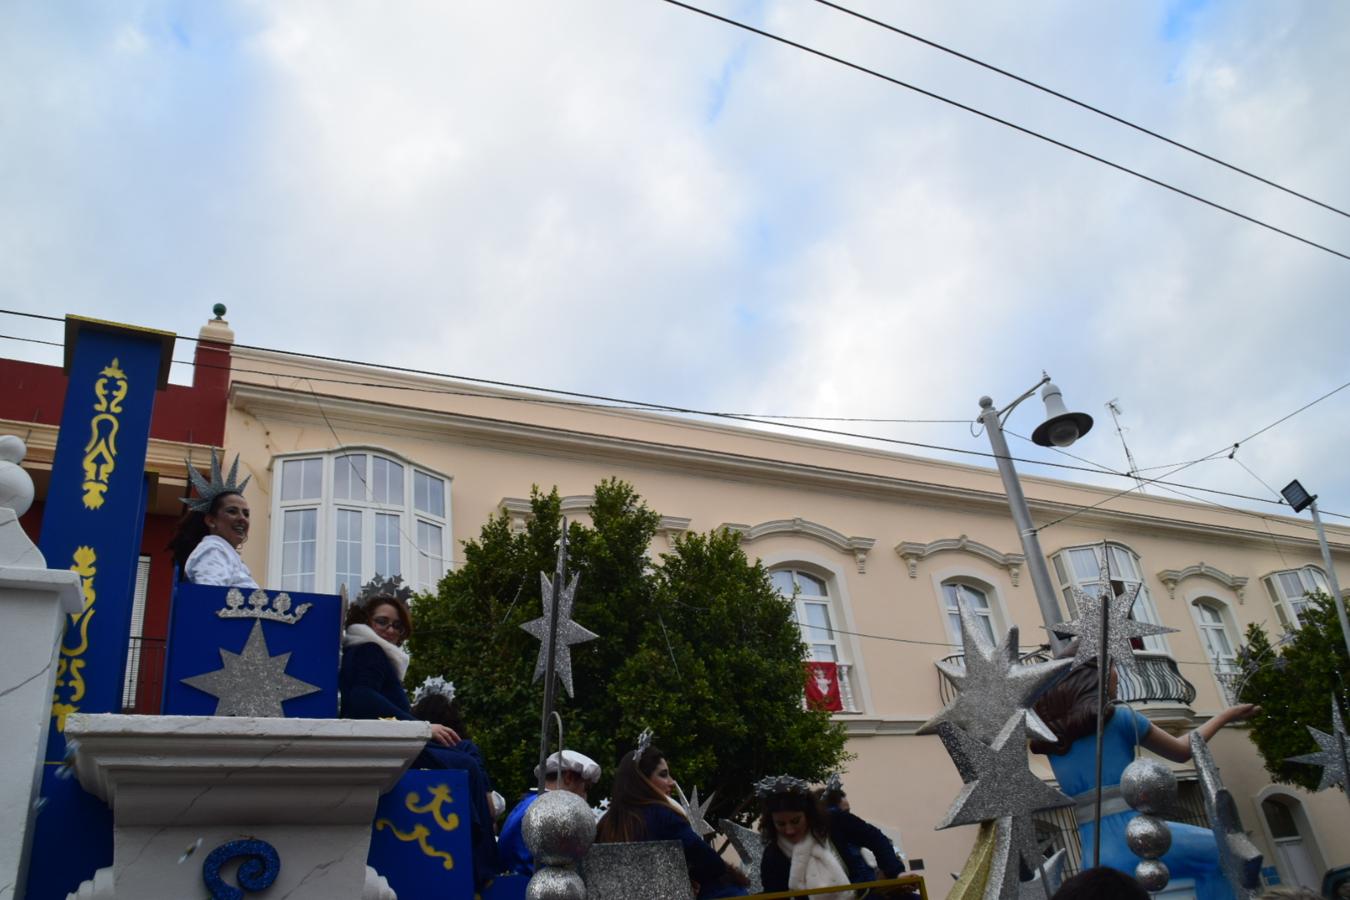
525;866;586;900
1126;814;1173;860
1135;858;1170;892
1121;758;1178;815
523;790;596;866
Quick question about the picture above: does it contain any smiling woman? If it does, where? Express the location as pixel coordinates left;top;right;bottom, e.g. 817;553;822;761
168;451;260;589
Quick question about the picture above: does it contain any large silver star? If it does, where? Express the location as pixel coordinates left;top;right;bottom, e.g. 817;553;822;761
677;785;716;838
937;715;1072;830
1017;846;1067;900
1050;584;1176;673
920;600;1070;744
1191;731;1262;899
1286;695;1350;793
716;818;763;894
181;620;321;717
521;570;597;698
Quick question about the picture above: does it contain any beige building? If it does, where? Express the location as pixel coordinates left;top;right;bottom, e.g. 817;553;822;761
214;323;1348;890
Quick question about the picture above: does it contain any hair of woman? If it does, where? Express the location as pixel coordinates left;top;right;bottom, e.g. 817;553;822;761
1029;660;1117;757
757;787;829;844
595;744;681;843
411;692;469;740
345;592;414;640
167;491;242;581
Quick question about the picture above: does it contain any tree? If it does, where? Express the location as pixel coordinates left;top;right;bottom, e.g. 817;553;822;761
406;478;849;816
1237;591;1350;791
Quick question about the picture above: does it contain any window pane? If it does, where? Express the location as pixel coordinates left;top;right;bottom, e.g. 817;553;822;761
796;572;827;596
334;454;367;501
375;512;401;578
281;508;316;592
802;602;833;643
414;471;445;517
1306;568;1330;592
810;643;838;662
417;520;444;589
1262;799;1299;840
281;458;321;501
1069;548;1101;581
770;570;796;595
335;509;362;598
1197;603;1222;625
1277;572;1304;598
1108;546;1141;580
372;457;405;505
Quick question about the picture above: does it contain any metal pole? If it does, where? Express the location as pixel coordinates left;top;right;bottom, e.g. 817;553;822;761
536;519;568;791
1091;588;1111;869
1309;500;1350;662
980;396;1066;654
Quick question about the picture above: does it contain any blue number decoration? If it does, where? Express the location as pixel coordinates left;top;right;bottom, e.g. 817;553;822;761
202;839;281;900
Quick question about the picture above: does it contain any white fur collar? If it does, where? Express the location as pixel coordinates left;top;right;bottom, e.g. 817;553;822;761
781;832;854;900
343;623;410;680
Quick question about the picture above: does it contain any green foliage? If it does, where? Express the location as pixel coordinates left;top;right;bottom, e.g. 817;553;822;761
406;478;848;818
1237;591;1350;790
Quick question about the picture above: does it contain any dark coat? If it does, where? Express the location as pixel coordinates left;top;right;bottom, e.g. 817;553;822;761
760;810;904;891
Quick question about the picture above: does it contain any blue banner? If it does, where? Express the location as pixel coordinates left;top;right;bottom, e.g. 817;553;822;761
28;319;172;900
368;769;475;900
163;584;340;718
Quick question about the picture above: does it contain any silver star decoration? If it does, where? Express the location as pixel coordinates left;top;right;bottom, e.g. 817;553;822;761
1286;695;1350;793
1050;584;1176;673
920;599;1071;744
1191;731;1262;899
1017;847;1067;900
521;570;597;698
716;818;763;894
181;620;321;716
936;715;1072;830
676;784;716;838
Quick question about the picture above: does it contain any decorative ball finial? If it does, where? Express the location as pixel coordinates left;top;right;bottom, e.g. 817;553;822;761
0;435;35;517
212;303;227;319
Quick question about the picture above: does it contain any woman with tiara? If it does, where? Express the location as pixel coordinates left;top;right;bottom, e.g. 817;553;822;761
595;735;749;899
1030;659;1258;900
167;450;258;588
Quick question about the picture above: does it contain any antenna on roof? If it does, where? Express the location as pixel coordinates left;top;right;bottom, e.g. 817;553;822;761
1106;399;1147;494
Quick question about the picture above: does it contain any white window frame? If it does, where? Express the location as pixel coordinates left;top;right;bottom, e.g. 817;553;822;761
120;555;152;711
1262;565;1330;631
268;447;453;595
1051;542;1169;653
761;552;869;715
929;568;1007;648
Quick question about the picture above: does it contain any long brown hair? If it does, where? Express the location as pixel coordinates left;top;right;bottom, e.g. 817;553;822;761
346;593;413;640
595;745;683;843
1029;661;1116;756
758;788;829;844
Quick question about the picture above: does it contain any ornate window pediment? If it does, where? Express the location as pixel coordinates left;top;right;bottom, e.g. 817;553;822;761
1157;563;1249;604
720;518;875;573
894;535;1024;586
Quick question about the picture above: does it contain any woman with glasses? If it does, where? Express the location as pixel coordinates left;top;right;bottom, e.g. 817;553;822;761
340;593;499;886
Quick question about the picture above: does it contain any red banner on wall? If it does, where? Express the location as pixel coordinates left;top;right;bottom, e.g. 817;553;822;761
804;661;843;712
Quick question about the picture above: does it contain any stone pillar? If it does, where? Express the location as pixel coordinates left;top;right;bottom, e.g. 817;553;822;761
0;436;84;900
63;714;429;900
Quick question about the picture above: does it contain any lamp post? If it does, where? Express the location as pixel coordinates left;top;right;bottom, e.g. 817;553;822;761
1280;479;1350;661
979;375;1095;655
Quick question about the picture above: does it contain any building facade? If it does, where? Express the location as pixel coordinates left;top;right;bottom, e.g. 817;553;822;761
6;313;1349;888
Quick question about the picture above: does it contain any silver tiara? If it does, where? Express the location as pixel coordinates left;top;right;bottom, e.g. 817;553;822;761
753;775;813;800
631;727;654;763
358;574;414;606
824;773;844;796
183;450;251;514
412;675;456;706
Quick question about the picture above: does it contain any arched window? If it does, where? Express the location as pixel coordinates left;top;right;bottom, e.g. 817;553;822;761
1051;543;1168;653
771;568;840;662
271;449;451;595
1263;566;1331;631
941;579;996;645
1192;599;1238;674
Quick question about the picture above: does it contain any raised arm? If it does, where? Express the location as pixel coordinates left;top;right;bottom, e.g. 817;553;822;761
1141;703;1260;762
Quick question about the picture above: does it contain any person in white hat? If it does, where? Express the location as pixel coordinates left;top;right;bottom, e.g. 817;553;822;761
498;750;602;876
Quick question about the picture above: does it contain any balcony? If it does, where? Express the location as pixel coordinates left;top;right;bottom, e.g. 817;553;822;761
937;648;1197;726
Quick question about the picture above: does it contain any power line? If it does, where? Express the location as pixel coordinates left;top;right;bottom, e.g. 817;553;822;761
809;0;1350;220
656;0;1350;263
3;314;1349;521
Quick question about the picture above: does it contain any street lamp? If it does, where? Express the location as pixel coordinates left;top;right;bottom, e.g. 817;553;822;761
1281;479;1350;660
979;375;1094;654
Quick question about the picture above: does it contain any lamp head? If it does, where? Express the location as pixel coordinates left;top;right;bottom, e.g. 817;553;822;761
1280;479;1315;513
1031;382;1093;448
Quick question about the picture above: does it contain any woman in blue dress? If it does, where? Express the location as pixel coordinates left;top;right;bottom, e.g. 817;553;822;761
1029;661;1258;900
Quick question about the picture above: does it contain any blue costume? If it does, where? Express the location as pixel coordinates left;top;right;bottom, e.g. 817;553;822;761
498;790;541;876
1045;704;1233;900
338;642;499;887
629;804;748;899
760;809;906;892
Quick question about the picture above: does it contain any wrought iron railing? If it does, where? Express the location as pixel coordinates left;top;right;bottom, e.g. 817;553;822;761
121;636;166;714
937;648;1197;708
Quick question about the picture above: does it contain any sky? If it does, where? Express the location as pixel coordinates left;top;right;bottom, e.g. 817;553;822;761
2;0;1349;531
